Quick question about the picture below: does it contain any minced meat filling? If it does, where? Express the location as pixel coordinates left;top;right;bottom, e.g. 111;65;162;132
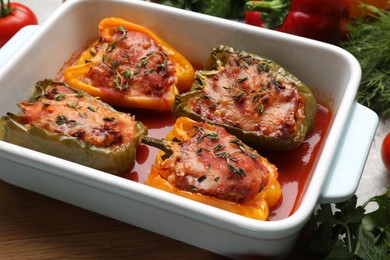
18;85;135;147
83;29;176;98
167;122;271;203
187;55;306;139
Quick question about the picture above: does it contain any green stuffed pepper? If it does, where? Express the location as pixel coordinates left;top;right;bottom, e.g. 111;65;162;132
0;79;147;175
173;45;317;151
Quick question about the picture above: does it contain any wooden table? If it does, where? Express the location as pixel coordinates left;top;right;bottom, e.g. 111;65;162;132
2;1;388;259
0;180;223;259
1;179;316;259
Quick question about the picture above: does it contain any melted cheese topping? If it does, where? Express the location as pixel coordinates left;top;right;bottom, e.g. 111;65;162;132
188;55;306;139
18;84;135;147
82;29;176;98
161;119;277;204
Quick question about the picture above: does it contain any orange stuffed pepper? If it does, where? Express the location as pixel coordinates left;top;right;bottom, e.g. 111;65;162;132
64;17;194;110
142;117;282;220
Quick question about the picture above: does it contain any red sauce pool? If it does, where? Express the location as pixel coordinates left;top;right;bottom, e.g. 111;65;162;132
121;104;332;221
58;42;333;221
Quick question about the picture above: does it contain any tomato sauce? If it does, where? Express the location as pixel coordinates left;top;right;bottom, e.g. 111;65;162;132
121;103;332;221
264;104;332;220
60;47;333;221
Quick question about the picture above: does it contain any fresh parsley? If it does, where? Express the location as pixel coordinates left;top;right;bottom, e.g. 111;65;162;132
304;185;390;259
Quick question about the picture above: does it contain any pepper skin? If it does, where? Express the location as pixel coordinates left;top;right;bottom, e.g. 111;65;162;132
143;117;282;220
173;45;317;152
245;10;266;27
64;18;195;111
0;80;147;175
246;0;346;44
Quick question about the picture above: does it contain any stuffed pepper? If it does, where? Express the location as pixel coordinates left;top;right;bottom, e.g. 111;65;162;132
173;45;317;151
0;79;147;175
142;117;282;220
64;17;195;110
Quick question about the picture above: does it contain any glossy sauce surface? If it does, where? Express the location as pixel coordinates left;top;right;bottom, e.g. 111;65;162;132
122;103;332;221
60;47;332;221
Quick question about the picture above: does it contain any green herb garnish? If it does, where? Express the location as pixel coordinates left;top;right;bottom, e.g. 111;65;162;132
54;92;66;101
341;9;390;118
198;175;207;182
103;116;118;124
87;106;97;112
304;185;390;259
56;114;77;127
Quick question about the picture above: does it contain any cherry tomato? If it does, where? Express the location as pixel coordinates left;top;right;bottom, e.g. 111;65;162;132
0;2;38;48
381;132;390;173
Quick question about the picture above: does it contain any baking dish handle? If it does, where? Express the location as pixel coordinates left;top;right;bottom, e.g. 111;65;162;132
318;102;378;204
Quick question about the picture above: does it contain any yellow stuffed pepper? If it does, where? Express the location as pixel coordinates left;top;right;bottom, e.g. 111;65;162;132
64;17;194;110
142;117;282;220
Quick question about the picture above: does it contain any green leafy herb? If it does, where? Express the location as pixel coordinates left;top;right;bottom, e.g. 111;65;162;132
54;92;66;101
122;69;135;80
341;9;390;118
103;116;118;124
87;106;97;112
190;125;250;179
159;0;247;19
192;125;219;143
305;185;390;259
66;102;80;109
137;51;168;75
56;114;77;127
198;175;207;182
116;26;128;39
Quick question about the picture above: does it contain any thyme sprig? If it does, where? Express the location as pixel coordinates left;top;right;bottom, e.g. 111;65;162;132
54;92;66;101
101;53;130;91
116;26;128;40
137;51;168;75
101;43;169;90
192;125;219;143
56;114;77;127
142;125;260;180
213;150;247;179
224;75;272;114
103;116;118;124
191;126;261;179
212;53;277;114
87;106;98;112
66;101;87;118
230;138;259;159
214;51;285;115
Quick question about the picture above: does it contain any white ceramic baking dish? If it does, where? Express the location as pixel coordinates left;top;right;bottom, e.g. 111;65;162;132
0;0;378;259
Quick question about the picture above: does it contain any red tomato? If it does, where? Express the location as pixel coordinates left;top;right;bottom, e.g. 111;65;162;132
381;132;390;173
0;2;38;47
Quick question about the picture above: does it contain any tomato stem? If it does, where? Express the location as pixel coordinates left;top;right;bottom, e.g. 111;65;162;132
0;0;12;17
